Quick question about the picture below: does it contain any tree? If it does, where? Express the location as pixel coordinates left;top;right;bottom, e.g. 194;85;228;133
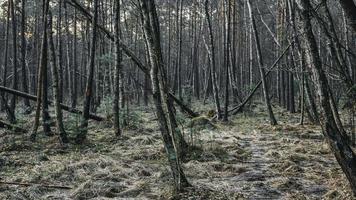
296;0;356;194
1;3;16;124
138;0;190;191
204;0;222;120
223;0;232;122
9;0;18;120
31;0;50;140
247;0;277;125
338;0;356;33
173;0;183;99
20;0;31;113
113;0;122;137
48;11;69;144
76;0;99;144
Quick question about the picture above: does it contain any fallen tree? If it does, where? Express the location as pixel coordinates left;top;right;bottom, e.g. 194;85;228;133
0;120;27;133
230;42;293;115
0;86;104;121
65;0;199;119
128;74;199;118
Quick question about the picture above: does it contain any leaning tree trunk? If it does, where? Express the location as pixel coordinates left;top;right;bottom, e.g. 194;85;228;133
296;0;356;195
205;0;222;120
64;0;199;119
31;0;50;140
247;0;277;125
139;0;190;191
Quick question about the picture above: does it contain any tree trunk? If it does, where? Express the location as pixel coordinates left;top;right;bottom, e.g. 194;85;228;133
9;0;18;120
41;41;52;136
338;0;356;33
296;0;356;194
223;0;231;122
205;0;222;120
76;0;99;144
20;0;31;113
139;0;190;191
1;4;14;123
247;0;277;125
113;0;122;137
48;12;69;144
0;86;104;121
72;10;78;108
31;0;50;140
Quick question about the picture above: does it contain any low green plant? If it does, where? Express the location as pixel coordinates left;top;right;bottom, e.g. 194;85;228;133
119;110;143;130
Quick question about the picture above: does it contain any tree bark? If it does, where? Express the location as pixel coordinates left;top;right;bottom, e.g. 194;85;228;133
296;0;356;194
139;0;190;191
31;0;50;140
76;0;99;144
20;0;31;113
223;0;231;122
338;0;356;33
0;4;15;124
113;0;122;137
9;0;18;119
48;12;69;144
205;0;222;120
247;0;278;125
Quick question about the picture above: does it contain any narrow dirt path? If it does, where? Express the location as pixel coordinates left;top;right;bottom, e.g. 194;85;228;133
183;109;352;199
231;131;282;199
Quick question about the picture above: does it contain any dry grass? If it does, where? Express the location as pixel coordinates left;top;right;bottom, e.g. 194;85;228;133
0;102;354;199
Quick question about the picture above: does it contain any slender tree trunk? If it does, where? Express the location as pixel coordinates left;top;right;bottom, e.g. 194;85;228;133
296;0;356;194
113;0;122;137
76;0;99;144
139;0;190;191
41;43;51;136
57;0;64;102
205;0;222;120
20;0;31;113
1;5;12;121
9;0;18;120
31;0;50;140
174;0;183;99
48;12;68;144
72;10;78;108
247;0;277;125
64;3;72;104
338;0;356;33
223;0;231;122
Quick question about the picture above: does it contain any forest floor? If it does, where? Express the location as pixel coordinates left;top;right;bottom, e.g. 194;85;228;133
0;101;353;199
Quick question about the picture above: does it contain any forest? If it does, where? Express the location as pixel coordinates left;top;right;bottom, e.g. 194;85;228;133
0;0;355;199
